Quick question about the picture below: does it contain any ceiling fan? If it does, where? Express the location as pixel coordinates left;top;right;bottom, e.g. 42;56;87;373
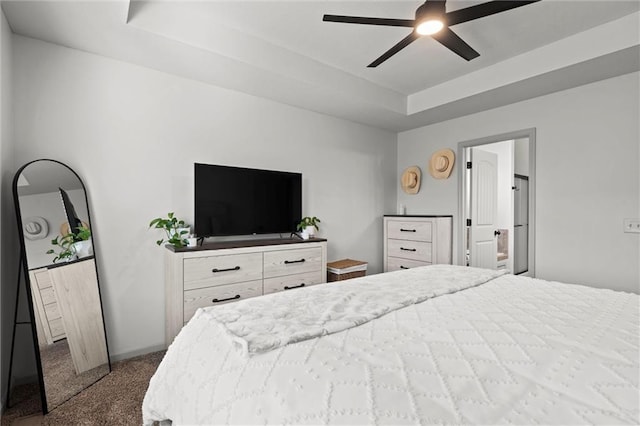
323;0;541;67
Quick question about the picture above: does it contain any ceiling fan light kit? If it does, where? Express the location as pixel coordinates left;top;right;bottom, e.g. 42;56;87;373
322;0;541;67
415;1;446;35
416;20;444;35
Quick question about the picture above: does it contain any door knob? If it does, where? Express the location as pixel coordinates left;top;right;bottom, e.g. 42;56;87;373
494;230;501;236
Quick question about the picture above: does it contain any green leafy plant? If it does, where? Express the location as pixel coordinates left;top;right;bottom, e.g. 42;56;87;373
47;225;91;263
47;233;76;263
73;225;92;242
149;212;190;248
297;216;321;231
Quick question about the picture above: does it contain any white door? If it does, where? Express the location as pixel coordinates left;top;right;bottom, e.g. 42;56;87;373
469;148;498;269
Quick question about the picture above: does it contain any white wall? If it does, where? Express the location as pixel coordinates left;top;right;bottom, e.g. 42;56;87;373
0;9;19;408
11;35;397;359
399;72;640;293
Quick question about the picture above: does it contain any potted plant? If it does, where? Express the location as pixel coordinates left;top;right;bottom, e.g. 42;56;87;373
71;225;93;258
297;216;321;239
47;225;92;263
149;212;190;248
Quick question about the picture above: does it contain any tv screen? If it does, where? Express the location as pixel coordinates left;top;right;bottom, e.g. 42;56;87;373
194;164;302;237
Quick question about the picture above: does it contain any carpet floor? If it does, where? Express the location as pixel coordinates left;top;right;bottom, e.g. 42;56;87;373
1;350;165;425
40;339;110;411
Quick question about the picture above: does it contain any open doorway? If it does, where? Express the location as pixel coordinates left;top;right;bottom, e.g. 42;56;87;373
458;129;536;276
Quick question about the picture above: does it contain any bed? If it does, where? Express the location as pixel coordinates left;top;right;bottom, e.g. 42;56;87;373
142;265;639;425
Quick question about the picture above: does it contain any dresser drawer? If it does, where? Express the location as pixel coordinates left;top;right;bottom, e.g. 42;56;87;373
387;257;431;272
40;287;57;305
183;253;263;291
387;220;432;242
33;270;53;290
263;270;323;295
48;317;66;340
183;280;263;322
264;247;322;278
387;239;433;262
44;302;62;321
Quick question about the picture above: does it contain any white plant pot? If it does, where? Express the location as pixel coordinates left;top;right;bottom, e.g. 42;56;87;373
304;225;316;238
73;238;93;258
64;253;79;262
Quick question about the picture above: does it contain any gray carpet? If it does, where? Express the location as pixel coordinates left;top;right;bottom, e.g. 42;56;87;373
2;350;165;425
40;339;110;411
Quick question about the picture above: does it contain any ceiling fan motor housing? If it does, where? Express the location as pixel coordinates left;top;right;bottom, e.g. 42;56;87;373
416;0;447;25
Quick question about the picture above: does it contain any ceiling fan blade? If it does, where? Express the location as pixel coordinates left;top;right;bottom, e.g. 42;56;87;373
431;28;480;61
446;0;541;26
323;14;415;28
368;32;419;68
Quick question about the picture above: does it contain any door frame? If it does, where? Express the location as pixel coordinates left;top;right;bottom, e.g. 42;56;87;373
457;128;536;276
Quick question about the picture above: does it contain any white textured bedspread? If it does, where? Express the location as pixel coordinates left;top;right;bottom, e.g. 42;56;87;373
143;266;639;425
200;265;504;356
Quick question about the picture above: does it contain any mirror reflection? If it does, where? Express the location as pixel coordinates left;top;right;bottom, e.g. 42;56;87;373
14;159;110;413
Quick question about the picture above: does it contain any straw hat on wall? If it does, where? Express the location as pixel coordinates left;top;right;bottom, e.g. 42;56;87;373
60;221;89;236
401;166;421;194
429;149;455;179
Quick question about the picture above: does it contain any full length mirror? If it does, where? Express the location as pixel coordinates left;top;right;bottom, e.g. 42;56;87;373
13;159;110;413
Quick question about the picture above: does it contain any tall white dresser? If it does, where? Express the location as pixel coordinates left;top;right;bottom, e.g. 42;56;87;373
383;215;452;272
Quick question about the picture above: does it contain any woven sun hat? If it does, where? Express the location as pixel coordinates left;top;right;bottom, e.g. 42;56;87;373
401;166;421;194
429;148;455;179
60;220;89;236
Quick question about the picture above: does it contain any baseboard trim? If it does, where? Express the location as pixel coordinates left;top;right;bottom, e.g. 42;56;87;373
110;344;166;363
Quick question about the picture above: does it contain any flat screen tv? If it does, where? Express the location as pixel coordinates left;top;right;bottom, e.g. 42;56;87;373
194;163;302;237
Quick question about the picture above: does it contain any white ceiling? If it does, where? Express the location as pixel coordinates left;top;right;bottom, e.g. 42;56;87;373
3;1;640;131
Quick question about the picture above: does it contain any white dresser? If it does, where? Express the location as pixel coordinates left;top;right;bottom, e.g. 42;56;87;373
383;216;452;272
29;259;109;374
29;268;66;346
164;238;327;345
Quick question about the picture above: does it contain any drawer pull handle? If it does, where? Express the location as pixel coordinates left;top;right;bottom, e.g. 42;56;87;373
212;295;241;303
400;265;410;269
400;247;417;252
284;283;306;290
400;228;416;232
211;266;241;273
284;258;306;265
